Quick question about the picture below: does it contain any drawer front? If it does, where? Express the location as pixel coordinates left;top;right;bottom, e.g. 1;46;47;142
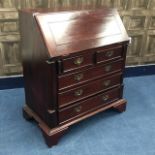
61;53;93;73
58;73;122;107
58;59;123;91
59;87;122;124
96;46;123;64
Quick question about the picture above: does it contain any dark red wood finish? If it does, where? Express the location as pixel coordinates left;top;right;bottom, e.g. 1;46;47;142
96;45;123;64
35;8;129;57
19;11;58;128
19;8;129;147
61;53;94;73
59;86;122;124
58;73;122;107
58;59;123;90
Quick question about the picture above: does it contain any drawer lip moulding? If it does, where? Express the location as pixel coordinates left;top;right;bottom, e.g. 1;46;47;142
58;86;123;124
58;73;123;108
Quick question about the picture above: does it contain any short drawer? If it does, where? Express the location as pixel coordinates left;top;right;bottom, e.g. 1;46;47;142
61;53;93;73
58;73;122;108
96;46;123;64
58;59;123;91
59;86;122;124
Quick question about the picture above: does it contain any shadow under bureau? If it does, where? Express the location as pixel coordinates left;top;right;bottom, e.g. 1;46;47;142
19;8;130;147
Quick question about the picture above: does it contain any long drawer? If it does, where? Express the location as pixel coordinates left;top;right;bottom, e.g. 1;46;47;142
59;86;122;124
58;73;122;108
58;59;123;91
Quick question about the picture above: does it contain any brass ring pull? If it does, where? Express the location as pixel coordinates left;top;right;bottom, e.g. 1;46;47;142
105;65;112;72
102;95;109;101
74;106;82;113
74;73;84;81
103;80;111;87
105;51;114;57
74;89;83;97
74;57;84;65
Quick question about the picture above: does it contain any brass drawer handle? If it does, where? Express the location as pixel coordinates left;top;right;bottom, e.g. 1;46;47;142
105;65;112;72
74;73;84;81
74;57;84;65
105;50;114;57
74;106;82;113
102;95;109;101
103;80;111;87
74;89;83;97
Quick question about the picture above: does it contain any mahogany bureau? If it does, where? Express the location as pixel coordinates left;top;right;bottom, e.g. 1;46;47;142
19;8;130;147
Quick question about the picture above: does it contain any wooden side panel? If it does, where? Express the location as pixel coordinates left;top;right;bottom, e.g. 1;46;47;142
19;11;58;128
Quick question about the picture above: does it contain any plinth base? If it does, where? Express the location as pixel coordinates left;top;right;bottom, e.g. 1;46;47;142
23;99;126;147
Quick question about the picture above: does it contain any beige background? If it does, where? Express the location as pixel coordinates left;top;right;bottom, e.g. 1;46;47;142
0;0;155;76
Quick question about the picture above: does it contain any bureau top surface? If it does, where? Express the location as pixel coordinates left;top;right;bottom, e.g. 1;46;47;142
32;8;129;58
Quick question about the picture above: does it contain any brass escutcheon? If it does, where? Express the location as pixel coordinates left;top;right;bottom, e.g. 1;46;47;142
74;89;83;97
105;50;114;57
74;106;82;113
103;80;111;87
74;73;84;81
102;95;109;101
105;65;112;72
74;57;84;65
